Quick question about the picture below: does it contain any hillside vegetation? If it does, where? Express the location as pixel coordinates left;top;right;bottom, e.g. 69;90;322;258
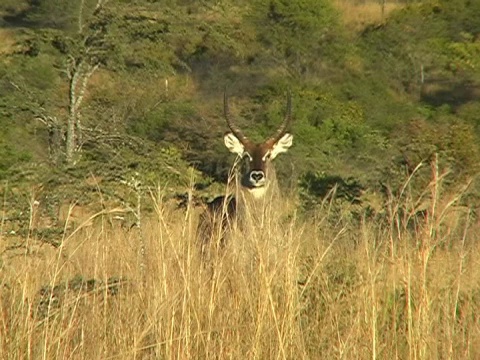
0;1;479;213
0;0;478;186
1;0;480;358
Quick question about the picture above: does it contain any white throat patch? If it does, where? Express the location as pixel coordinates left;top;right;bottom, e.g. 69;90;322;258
247;186;267;199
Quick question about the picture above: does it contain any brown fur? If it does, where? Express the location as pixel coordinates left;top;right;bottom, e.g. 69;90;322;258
197;93;293;255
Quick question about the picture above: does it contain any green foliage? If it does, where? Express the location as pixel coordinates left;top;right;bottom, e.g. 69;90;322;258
14;54;59;91
0;0;29;15
23;0;79;30
361;0;480;98
127;101;198;143
1;0;480;210
393;115;480;179
249;0;344;77
427;0;480;38
377;110;480;207
457;101;480;130
0;140;31;180
299;171;364;211
23;0;101;31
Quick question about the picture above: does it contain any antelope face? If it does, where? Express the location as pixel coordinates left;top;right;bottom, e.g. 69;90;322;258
224;133;293;189
223;93;293;194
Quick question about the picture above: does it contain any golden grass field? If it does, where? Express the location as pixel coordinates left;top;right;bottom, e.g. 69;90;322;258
1;166;480;360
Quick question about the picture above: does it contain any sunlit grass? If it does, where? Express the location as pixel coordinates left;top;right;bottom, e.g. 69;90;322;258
333;0;404;32
1;165;480;359
0;29;17;56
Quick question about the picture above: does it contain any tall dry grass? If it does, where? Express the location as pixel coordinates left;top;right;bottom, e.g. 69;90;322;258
1;166;480;359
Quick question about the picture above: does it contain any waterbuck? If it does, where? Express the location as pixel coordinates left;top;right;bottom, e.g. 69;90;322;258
197;92;294;253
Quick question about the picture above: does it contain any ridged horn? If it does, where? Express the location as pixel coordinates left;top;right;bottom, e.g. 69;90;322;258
269;91;292;143
224;92;249;145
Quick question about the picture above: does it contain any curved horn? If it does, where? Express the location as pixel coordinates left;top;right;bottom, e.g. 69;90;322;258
269;91;292;143
224;92;249;144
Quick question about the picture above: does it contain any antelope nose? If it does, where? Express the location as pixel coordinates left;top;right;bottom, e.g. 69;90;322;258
250;171;265;184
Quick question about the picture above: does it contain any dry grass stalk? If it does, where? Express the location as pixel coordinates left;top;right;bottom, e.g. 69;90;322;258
1;167;479;359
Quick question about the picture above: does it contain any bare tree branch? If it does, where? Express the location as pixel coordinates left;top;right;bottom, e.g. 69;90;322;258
78;0;85;33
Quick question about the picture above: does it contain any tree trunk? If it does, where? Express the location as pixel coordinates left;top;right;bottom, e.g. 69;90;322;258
65;60;99;164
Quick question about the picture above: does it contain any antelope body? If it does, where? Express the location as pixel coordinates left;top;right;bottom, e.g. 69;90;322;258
197;92;294;250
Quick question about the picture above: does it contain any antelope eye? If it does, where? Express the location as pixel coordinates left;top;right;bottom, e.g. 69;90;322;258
244;153;253;161
262;151;271;162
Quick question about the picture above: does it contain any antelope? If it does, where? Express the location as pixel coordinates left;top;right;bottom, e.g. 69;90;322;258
197;92;294;252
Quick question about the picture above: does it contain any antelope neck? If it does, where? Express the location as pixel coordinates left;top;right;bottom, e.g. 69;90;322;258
246;186;268;199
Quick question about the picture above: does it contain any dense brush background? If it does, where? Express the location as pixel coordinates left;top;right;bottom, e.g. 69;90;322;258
1;0;480;358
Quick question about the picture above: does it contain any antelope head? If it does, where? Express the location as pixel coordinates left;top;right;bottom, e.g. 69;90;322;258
223;93;293;196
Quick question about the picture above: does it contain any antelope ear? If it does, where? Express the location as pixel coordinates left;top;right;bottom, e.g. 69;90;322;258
270;133;293;159
224;133;245;156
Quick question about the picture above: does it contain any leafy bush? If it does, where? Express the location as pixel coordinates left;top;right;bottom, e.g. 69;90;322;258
299;171;364;211
0;140;31;180
360;0;480;98
249;0;345;77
